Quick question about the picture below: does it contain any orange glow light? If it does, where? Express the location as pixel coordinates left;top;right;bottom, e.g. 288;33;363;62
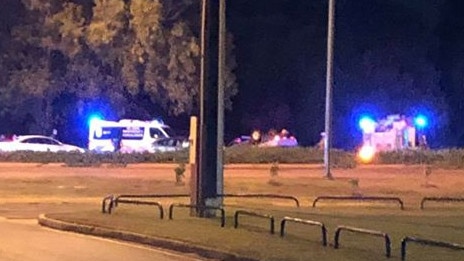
358;145;375;163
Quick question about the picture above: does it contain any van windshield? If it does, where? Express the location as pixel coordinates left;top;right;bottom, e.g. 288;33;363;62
162;127;176;137
150;127;175;139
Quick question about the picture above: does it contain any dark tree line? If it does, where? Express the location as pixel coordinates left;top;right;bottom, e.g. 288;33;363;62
0;0;237;146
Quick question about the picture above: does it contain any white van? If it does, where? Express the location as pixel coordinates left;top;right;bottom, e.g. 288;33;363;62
88;119;174;153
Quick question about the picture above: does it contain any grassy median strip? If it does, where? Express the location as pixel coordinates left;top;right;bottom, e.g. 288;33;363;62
2;163;464;260
47;205;464;261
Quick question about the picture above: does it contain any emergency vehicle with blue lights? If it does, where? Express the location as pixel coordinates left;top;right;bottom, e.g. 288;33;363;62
358;114;428;162
88;118;174;153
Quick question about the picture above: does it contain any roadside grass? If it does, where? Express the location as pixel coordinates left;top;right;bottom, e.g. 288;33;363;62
48;204;464;261
1;163;464;260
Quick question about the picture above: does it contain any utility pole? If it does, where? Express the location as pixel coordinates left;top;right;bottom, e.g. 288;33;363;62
324;0;335;179
196;0;220;216
217;0;226;197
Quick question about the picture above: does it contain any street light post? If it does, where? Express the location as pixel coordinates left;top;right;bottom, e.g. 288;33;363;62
324;0;335;179
217;0;226;199
196;0;220;216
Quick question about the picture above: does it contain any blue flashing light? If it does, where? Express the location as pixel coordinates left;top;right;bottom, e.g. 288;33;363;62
88;114;103;126
359;116;376;133
414;115;428;129
152;117;164;125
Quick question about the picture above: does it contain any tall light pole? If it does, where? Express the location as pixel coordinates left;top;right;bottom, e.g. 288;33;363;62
324;0;335;179
217;0;226;196
194;0;225;217
196;0;220;216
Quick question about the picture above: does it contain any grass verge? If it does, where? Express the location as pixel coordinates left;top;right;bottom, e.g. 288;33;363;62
47;203;464;261
1;163;464;260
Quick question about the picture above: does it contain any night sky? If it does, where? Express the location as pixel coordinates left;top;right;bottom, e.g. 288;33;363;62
1;0;464;149
227;0;325;143
227;0;464;148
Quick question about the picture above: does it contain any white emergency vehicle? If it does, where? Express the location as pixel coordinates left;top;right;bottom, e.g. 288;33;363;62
358;114;428;162
88;118;174;153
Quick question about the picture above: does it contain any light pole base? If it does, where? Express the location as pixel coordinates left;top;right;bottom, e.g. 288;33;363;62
324;174;335;180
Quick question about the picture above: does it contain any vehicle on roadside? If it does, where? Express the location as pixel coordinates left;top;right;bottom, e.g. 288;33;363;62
149;137;189;153
88;118;175;153
357;114;429;163
228;129;298;148
0;135;85;153
227;135;252;147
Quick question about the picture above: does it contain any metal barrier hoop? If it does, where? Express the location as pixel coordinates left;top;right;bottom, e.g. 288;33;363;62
334;225;391;258
115;199;164;219
219;194;300;208
401;236;464;261
234;210;275;234
101;195;115;214
313;196;404;210
280;216;328;246
168;203;226;227
420;197;464;209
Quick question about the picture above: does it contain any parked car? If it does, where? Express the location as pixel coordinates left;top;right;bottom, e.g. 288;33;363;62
149;137;189;153
227;135;252;147
228;129;298;148
0;135;85;153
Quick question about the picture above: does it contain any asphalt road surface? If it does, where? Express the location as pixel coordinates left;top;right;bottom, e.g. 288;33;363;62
0;217;205;261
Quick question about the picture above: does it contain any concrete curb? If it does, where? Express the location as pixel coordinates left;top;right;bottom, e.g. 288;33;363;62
38;214;257;261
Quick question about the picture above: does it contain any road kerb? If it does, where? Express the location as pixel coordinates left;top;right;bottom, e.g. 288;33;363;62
38;214;257;261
